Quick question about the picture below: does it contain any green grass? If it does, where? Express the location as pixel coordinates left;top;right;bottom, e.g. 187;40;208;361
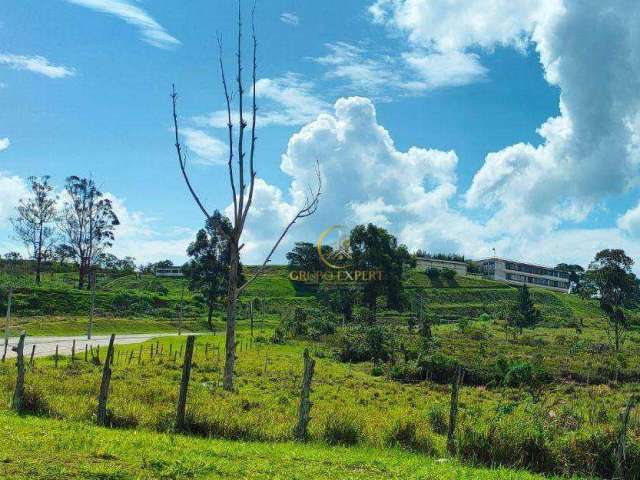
0;411;564;480
1;333;638;478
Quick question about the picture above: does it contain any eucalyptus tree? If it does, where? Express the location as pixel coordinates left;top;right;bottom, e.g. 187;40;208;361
10;176;57;284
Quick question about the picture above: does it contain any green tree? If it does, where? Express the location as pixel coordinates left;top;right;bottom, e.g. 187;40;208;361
349;224;414;316
10;176;57;284
556;263;585;292
286;242;332;272
183;211;235;330
583;249;639;351
59;176;120;289
507;285;541;335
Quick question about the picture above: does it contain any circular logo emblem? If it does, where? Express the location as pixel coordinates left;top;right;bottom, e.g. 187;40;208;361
317;225;352;270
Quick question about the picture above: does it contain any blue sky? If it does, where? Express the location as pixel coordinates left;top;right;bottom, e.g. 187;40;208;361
1;0;640;268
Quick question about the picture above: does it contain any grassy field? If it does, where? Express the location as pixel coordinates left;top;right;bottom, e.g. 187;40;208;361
0;411;565;480
1;332;638;478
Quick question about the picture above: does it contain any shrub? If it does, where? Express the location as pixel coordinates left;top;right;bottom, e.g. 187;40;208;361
323;414;362;446
441;268;456;280
419;352;459;383
335;326;393;363
426;268;440;279
21;385;50;416
427;404;448;435
503;362;533;387
371;364;385;377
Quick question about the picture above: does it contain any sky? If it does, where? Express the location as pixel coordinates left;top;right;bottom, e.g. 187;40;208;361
1;0;640;269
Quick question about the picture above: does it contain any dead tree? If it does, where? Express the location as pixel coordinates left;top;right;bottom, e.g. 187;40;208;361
171;1;321;391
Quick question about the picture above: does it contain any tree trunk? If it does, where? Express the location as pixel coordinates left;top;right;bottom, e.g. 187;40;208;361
35;224;43;285
223;243;239;391
207;295;214;331
2;286;12;362
176;335;195;431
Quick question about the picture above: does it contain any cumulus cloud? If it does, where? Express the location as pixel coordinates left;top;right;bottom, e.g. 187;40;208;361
372;0;640;236
0;172;27;228
0;138;9;151
0;53;75;78
235;96;472;263
64;0;180;49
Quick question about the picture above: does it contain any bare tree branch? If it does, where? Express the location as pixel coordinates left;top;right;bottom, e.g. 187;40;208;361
240;0;258;231
171;84;210;219
238;161;321;294
217;34;238;224
236;0;247;225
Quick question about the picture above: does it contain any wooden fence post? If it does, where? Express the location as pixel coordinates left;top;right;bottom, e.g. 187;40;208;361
55;344;59;368
615;395;639;480
128;350;134;366
447;365;464;455
175;335;195;431
85;344;88;362
71;339;76;362
96;334;116;426
11;333;26;413
294;348;316;441
29;345;35;368
138;344;143;365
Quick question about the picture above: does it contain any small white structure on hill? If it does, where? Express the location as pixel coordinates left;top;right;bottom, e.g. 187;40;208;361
416;257;468;276
155;267;183;278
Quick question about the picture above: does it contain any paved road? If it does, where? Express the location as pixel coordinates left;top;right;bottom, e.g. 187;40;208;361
1;333;198;359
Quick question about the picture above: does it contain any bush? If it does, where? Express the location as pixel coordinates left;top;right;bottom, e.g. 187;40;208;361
419;352;459;383
21;385;50;416
426;268;440;279
323;414;362;446
503;362;533;387
385;419;438;455
335;326;393;363
427;404;448;435
441;268;456;280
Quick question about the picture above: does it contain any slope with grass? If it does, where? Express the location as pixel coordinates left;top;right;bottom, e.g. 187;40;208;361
0;411;563;480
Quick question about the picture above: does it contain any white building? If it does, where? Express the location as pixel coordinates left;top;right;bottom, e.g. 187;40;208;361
476;258;570;292
416;257;468;276
155;267;184;278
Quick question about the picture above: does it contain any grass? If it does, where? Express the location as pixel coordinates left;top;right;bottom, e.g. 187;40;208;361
0;332;638;478
0;411;565;480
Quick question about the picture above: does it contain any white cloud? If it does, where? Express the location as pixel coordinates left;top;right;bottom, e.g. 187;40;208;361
0;53;75;78
402;50;487;89
372;0;640;235
0;138;9;151
235;96;466;263
182;128;227;166
196;74;330;128
280;12;299;26
64;0;180;49
313;42;485;96
0;172;27;229
369;0;551;52
618;202;640;237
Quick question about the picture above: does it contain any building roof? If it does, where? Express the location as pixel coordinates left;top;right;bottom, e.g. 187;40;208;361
475;257;565;272
416;257;467;266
